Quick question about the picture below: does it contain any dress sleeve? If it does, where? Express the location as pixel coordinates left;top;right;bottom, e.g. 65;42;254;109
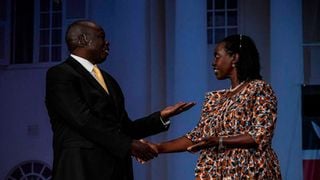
247;81;278;150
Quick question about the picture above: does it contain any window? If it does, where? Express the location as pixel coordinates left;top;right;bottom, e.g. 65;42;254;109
11;0;34;64
6;160;52;179
39;0;63;63
0;0;9;65
303;0;320;84
207;0;238;44
8;0;87;65
10;0;62;64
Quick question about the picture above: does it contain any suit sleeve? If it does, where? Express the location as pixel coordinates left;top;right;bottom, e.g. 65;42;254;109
121;111;170;139
45;67;132;159
104;73;170;139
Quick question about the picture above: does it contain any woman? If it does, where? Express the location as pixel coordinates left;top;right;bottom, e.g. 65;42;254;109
147;34;282;179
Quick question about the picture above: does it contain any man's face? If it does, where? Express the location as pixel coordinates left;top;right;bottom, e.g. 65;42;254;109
86;27;110;64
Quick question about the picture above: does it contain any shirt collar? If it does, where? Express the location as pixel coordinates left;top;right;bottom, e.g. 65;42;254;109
70;54;94;73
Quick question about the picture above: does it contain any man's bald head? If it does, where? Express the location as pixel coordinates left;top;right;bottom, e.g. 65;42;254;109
65;20;109;64
65;20;101;52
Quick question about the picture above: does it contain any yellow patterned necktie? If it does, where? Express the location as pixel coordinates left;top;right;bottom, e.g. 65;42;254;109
92;65;110;94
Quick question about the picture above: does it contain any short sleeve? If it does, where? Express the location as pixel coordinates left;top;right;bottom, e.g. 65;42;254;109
247;81;277;150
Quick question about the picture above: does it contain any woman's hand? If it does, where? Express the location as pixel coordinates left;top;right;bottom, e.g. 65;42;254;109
134;139;159;164
140;139;158;153
187;137;218;153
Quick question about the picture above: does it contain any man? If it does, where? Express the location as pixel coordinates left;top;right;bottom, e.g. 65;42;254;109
45;20;195;180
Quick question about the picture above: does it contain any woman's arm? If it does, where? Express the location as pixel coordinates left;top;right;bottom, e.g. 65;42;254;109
148;136;194;154
188;134;257;153
135;137;193;163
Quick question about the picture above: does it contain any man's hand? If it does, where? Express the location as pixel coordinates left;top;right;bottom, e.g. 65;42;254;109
134;139;159;164
160;102;196;119
131;139;158;162
140;139;158;153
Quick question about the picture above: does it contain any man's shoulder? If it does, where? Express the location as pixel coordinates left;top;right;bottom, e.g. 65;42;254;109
48;57;75;71
48;61;65;69
47;62;65;74
46;58;76;77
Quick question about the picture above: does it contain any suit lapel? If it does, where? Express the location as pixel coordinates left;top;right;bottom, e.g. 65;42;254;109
100;70;121;111
65;57;110;97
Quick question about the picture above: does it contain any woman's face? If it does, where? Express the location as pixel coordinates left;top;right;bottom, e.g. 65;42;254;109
212;42;234;80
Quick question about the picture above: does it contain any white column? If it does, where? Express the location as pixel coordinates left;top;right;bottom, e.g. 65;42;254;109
146;1;168;180
97;1;151;180
166;0;207;179
270;0;303;179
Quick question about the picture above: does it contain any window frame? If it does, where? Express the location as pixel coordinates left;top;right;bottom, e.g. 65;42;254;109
4;0;88;68
207;0;239;47
0;0;11;66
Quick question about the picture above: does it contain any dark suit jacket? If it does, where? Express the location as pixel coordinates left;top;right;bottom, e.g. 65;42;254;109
45;57;169;180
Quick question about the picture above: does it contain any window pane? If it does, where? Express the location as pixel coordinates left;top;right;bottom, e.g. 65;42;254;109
53;0;62;11
40;30;50;45
207;29;213;44
40;0;50;12
52;46;61;62
52;29;61;44
33;163;43;174
215;28;225;43
227;0;237;9
21;163;32;174
0;0;6;20
40;13;50;28
302;0;320;42
39;47;49;62
12;0;34;64
0;27;4;58
303;46;320;83
207;12;213;27
42;167;52;178
215;11;225;26
11;168;23;179
52;13;62;28
227;11;237;26
215;0;225;9
207;0;213;10
227;28;237;36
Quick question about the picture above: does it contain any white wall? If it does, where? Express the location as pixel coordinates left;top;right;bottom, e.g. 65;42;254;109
0;66;53;179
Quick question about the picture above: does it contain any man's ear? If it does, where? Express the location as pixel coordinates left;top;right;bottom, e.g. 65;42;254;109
78;34;91;47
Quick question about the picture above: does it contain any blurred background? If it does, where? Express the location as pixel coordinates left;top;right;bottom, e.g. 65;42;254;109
0;0;319;179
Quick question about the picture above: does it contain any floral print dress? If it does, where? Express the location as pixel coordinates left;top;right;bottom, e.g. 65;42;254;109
186;80;282;180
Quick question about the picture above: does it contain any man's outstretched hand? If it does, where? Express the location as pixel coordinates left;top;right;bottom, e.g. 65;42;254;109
160;102;196;119
131;139;158;162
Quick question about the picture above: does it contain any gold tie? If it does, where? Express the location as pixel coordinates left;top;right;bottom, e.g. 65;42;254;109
92;65;110;94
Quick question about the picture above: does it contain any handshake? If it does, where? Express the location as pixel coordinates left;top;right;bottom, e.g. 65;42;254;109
130;139;159;164
129;101;204;163
131;138;211;164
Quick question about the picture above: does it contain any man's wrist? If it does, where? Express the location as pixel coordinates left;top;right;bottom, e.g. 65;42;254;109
160;116;170;126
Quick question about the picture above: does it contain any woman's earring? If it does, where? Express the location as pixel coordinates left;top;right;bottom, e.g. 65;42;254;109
232;64;236;68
